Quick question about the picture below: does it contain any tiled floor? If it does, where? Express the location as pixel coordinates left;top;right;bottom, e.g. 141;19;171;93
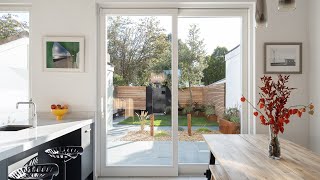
99;177;206;180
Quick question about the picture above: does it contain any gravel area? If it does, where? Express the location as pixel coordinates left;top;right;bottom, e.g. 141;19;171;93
119;130;221;142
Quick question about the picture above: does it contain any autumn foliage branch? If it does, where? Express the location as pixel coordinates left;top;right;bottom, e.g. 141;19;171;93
241;75;314;135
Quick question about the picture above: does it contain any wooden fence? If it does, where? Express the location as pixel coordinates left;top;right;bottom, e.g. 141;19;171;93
114;83;226;117
203;83;225;117
178;87;204;107
114;86;146;112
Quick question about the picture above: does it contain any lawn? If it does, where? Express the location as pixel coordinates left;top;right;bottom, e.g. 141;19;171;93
118;115;219;126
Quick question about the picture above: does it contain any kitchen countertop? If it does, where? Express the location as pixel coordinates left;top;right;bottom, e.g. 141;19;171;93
0;117;94;162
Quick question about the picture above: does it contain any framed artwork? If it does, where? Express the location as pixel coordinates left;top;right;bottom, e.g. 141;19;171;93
44;37;84;72
264;43;302;74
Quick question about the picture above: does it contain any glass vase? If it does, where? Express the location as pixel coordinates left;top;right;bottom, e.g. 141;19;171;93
268;125;281;160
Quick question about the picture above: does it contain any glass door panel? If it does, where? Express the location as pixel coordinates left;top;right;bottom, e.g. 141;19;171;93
105;15;174;166
177;17;242;164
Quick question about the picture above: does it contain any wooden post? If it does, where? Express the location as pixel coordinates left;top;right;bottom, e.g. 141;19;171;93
187;113;192;136
150;114;154;136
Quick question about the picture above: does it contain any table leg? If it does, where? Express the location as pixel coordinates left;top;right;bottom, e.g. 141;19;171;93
204;152;215;180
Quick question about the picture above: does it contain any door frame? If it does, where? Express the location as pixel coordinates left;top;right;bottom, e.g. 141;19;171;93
96;3;255;177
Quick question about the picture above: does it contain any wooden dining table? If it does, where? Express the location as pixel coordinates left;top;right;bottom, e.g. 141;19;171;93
203;134;320;180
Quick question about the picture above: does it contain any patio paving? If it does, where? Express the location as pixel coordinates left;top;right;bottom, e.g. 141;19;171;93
107;141;211;165
106;118;218;165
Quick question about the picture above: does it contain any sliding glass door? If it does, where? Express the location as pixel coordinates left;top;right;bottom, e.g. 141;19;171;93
99;8;249;176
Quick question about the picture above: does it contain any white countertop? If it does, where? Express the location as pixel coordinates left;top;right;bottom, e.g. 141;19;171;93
0;118;94;162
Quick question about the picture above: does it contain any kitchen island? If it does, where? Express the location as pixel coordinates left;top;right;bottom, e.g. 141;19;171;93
0;116;94;180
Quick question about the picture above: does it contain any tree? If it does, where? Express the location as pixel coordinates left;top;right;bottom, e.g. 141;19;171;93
202;46;228;85
0;14;29;40
107;16;169;86
179;24;207;105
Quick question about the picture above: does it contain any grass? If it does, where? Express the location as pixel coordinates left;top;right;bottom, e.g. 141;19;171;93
196;128;212;133
154;131;170;138
118;115;219;126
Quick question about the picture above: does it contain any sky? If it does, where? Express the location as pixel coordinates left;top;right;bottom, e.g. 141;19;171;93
178;17;241;55
111;16;241;55
158;16;241;55
0;12;29;24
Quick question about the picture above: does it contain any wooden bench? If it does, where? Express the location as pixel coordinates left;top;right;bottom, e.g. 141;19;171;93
209;165;230;180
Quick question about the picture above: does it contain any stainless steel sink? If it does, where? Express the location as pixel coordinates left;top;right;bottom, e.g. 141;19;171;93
0;125;32;131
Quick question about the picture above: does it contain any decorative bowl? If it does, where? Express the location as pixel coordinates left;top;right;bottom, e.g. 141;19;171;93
51;109;68;120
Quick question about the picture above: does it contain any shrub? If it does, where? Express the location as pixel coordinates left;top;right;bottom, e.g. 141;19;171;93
135;111;149;131
182;104;193;114
224;107;240;123
164;106;171;115
205;104;216;116
178;126;185;131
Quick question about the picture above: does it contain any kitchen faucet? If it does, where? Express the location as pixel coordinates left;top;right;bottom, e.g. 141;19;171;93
16;99;37;128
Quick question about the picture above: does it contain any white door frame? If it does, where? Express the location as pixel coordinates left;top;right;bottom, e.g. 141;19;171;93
96;4;255;177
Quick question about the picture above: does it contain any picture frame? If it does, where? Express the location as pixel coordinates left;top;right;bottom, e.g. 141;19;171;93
43;36;84;72
264;42;302;74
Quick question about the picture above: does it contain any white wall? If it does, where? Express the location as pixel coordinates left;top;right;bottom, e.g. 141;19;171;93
255;0;310;147
308;0;320;153
225;45;241;109
29;0;97;112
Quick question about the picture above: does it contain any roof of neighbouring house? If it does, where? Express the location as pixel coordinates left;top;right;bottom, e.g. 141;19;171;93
0;37;29;54
211;78;226;85
0;31;29;45
225;44;241;61
226;44;240;54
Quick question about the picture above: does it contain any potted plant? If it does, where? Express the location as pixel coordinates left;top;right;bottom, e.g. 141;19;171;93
205;103;217;122
241;75;314;159
219;107;240;134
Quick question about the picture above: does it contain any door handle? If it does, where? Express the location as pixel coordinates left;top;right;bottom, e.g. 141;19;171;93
85;129;91;133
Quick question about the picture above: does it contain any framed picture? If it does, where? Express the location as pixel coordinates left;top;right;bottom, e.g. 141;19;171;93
264;43;302;74
44;36;84;72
